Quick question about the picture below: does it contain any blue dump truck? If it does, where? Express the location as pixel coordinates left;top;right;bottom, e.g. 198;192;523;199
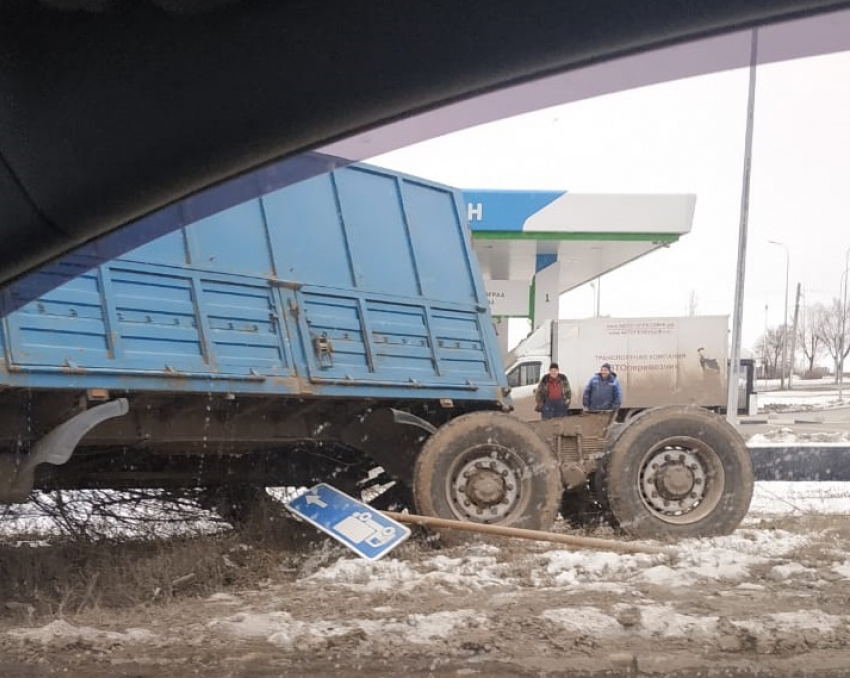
0;162;753;539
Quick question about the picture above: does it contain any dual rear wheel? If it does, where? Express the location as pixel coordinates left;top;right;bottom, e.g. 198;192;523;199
413;407;753;540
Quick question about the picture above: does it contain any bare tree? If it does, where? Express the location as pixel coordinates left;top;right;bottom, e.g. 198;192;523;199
756;325;786;379
813;297;850;382
798;303;825;376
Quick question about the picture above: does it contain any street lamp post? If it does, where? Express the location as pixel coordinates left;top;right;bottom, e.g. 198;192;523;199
768;240;790;390
589;278;601;317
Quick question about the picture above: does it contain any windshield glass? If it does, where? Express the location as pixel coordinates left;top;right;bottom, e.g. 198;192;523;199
2;8;850;677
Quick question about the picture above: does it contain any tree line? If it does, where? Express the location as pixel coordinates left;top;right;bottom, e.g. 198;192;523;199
756;297;850;380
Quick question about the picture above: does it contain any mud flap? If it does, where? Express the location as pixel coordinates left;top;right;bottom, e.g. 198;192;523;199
0;398;129;504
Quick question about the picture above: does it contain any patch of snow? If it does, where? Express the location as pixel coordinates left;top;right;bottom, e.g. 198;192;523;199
747;430;850;444
204;593;242;604
733;610;846;634
769;562;816;581
637;564;694;587
541;607;622;636
735;582;768;591
565;582;633;594
831;561;850;579
629;603;719;638
209;608;485;648
356;610;486;645
416;555;511;590
750;482;850;515
208;611;297;639
303;557;419;592
537;550;658;587
8;619;156;645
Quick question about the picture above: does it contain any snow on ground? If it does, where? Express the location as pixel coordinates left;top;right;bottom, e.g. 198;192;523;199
7;619;158;646
756;379;850;412
6;480;850;673
750;481;850;515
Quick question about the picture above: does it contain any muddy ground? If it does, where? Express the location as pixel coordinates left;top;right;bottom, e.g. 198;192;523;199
3;511;850;677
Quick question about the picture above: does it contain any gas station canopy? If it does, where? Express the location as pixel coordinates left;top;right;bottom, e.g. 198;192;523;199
463;190;695;322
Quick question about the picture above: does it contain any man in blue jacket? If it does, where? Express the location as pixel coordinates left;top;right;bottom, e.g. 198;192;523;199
583;362;622;412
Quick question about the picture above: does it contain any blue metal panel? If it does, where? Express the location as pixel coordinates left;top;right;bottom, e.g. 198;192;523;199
262;173;354;289
119;228;188;267
431;309;492;379
298;291;371;380
109;267;207;370
335;167;419;296
5;266;111;367
200;279;292;375
401;179;476;304
186;200;273;277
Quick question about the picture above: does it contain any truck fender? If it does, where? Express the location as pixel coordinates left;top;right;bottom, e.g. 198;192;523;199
0;398;130;504
339;408;435;486
389;409;437;435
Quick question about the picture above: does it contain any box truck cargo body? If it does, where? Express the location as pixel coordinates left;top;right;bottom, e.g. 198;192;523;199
505;316;756;421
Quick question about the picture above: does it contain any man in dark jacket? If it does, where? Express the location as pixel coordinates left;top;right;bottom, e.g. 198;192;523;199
583;362;622;412
535;363;571;419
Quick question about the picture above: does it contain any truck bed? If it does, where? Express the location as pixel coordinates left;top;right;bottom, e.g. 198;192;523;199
0;164;506;403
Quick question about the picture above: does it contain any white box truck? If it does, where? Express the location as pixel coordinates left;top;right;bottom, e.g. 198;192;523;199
505;316;756;421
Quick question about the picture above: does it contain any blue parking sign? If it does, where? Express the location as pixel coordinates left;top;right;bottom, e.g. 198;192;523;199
284;483;411;560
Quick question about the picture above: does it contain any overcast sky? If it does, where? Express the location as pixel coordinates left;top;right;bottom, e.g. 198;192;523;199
369;50;850;355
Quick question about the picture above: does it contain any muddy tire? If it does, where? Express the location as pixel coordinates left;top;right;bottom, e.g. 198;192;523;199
597;406;753;539
413;411;561;539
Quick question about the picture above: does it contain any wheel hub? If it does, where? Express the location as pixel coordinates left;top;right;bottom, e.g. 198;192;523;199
466;469;505;505
657;464;695;496
451;455;520;521
641;449;707;515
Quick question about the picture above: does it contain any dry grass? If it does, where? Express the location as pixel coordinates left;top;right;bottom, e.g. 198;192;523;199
0;531;311;617
0;488;345;620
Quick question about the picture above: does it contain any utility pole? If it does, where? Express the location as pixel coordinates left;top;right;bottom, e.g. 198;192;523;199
726;27;758;425
789;282;801;390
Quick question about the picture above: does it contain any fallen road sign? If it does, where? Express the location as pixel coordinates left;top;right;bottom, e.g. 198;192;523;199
284;483;411;560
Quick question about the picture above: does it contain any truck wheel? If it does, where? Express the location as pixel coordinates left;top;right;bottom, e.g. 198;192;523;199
413;411;561;537
598;406;753;539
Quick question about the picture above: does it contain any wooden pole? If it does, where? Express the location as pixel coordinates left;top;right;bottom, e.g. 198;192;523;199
383;511;676;557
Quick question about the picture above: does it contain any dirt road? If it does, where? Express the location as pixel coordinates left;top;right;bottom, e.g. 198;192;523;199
3;512;850;677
